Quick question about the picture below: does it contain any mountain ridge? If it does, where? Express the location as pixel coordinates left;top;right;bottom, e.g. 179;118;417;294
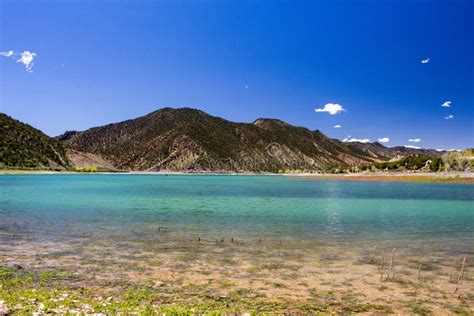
57;107;444;172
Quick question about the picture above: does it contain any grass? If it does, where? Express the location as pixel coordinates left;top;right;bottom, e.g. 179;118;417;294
403;300;432;315
1;264;471;314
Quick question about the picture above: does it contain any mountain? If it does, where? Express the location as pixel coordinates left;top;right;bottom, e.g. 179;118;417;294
57;107;443;172
0;113;70;169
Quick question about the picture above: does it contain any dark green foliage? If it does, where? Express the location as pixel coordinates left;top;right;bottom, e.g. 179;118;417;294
0;113;70;169
429;157;442;172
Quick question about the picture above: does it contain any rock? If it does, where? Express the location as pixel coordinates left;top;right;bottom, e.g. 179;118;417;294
0;300;8;315
12;264;23;270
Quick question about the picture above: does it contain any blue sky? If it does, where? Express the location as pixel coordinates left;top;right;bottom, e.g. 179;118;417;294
0;0;472;149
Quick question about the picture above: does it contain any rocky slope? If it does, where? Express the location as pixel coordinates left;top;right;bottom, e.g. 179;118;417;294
57;107;443;172
0;113;70;169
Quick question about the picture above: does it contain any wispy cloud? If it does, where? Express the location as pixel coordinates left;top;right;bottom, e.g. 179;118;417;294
445;115;454;120
421;58;430;64
441;101;451;107
343;136;370;143
0;50;14;57
378;137;390;143
408;138;421;142
315;103;345;115
333;124;341;128
404;145;420;149
0;50;37;72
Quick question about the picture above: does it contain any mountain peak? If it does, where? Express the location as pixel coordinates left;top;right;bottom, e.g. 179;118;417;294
253;118;291;130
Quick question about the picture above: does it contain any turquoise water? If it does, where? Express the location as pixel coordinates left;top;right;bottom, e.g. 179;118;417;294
1;174;473;256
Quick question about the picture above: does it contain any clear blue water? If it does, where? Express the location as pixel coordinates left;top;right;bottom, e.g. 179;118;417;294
1;174;473;256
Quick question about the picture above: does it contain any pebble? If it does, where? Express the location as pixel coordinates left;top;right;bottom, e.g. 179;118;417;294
12;264;23;270
0;300;8;315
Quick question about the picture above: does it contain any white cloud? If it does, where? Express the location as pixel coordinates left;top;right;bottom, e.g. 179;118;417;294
0;50;14;58
441;101;451;107
16;51;37;72
421;58;430;64
404;145;420;149
333;124;341;128
0;50;38;72
343;137;370;143
408;138;421;142
445;115;453;120
378;137;390;143
315;103;345;115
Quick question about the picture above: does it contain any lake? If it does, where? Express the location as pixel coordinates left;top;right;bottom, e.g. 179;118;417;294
1;174;473;313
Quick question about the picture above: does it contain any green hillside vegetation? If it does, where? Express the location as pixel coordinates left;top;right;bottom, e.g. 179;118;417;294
360;155;444;172
0;113;70;169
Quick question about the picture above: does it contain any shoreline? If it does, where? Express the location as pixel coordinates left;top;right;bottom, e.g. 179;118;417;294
0;169;473;182
289;171;474;183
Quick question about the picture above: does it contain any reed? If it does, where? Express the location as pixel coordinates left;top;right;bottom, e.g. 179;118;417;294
417;263;422;281
380;255;385;281
458;256;467;284
371;246;377;264
388;248;396;279
454;257;467;294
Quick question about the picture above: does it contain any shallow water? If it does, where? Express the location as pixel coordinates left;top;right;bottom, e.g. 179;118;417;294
1;174;473;253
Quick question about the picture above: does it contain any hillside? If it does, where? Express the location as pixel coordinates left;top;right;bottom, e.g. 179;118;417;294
57;107;443;172
345;142;443;162
0;113;70;169
442;149;474;171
